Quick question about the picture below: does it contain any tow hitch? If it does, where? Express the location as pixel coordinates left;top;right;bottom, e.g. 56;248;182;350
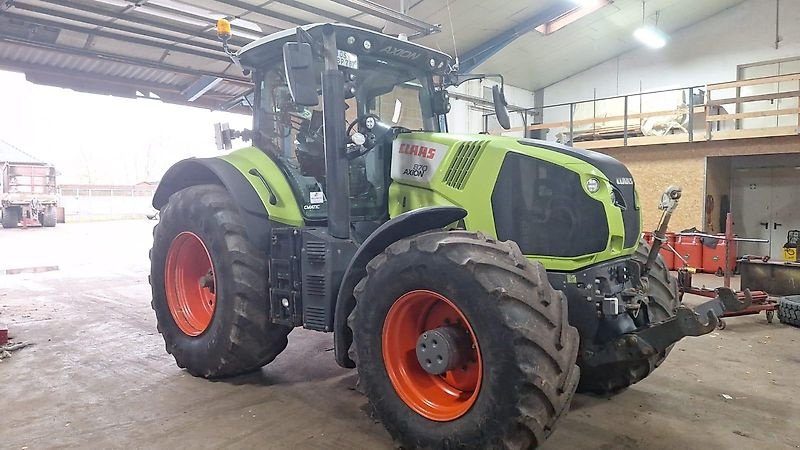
583;185;753;369
584;288;751;368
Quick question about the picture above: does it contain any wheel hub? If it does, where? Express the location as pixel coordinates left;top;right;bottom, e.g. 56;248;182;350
415;326;470;375
382;290;482;422
164;231;217;336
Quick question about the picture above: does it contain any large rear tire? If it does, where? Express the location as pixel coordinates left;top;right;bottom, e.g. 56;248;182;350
42;206;57;227
150;184;291;378
577;240;680;394
350;231;580;449
2;207;20;229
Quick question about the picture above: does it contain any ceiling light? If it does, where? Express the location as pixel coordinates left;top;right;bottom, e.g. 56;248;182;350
634;25;668;49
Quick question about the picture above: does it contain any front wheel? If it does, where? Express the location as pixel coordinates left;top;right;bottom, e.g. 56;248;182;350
150;184;291;378
350;231;579;449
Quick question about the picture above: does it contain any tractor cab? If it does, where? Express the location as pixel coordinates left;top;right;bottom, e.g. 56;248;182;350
233;24;457;238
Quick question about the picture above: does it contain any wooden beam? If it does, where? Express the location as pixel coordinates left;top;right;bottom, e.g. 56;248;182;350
526;107;703;131
706;107;800;122
707;89;800;106
709;126;799;140
574;134;689;150
707;73;800;90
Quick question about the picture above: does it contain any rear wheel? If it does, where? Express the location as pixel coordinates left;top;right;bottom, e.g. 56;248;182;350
577;240;680;394
42;206;57;227
350;231;579;449
2;207;20;229
150;184;291;378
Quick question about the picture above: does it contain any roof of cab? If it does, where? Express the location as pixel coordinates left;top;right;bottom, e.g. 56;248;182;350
238;23;452;72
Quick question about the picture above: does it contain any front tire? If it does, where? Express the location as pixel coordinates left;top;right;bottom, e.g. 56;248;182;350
350;231;579;449
577;240;680;394
150;184;291;378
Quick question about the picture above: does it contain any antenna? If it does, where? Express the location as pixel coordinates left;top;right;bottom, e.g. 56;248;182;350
446;0;459;70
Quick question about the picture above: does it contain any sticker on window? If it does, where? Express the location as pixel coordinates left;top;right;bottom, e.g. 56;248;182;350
310;191;325;204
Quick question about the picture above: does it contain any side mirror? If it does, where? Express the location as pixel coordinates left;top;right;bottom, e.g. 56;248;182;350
432;90;451;115
283;42;319;107
492;85;511;130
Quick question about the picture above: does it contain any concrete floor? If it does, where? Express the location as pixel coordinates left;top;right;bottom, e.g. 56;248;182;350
1;220;798;450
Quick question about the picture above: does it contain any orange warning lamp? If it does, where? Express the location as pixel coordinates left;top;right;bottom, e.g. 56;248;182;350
216;18;232;41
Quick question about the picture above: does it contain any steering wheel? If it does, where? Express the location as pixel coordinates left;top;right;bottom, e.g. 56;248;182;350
347;114;392;151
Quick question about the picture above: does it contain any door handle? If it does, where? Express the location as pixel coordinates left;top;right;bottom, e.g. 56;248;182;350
774;222;783;230
760;221;769;230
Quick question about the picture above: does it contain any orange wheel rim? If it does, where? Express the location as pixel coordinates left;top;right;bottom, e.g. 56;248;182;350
382;290;482;421
165;231;216;336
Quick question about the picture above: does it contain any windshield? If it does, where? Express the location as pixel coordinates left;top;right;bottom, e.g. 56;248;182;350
250;50;441;222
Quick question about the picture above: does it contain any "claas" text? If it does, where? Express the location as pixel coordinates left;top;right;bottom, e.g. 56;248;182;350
398;143;436;160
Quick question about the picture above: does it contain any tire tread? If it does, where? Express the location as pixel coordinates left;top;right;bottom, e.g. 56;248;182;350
350;230;580;449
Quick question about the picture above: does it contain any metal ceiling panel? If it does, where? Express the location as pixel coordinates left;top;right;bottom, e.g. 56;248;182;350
0;0;438;110
0;0;748;110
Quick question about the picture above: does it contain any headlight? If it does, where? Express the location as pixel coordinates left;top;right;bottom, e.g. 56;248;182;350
586;177;600;193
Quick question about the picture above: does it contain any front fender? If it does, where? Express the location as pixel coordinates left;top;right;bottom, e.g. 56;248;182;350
333;206;467;368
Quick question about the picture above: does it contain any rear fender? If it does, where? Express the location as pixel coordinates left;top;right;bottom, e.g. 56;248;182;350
152;149;303;250
333;206;467;368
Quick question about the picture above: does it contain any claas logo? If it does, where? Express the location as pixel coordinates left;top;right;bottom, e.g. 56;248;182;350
398;143;436;160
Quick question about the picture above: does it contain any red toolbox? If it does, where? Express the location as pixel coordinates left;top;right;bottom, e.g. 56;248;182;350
643;232;676;270
675;234;703;270
702;235;737;275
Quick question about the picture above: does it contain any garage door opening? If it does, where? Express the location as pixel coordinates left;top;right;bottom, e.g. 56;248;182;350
706;154;800;259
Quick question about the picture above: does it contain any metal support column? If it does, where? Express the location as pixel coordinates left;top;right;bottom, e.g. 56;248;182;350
623;95;629;146
569;104;574;146
688;87;695;142
321;26;350;239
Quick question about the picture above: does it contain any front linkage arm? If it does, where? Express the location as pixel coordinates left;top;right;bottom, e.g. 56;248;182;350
643;185;682;276
584;288;751;368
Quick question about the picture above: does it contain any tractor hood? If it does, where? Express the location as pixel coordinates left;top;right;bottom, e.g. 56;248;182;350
388;133;641;271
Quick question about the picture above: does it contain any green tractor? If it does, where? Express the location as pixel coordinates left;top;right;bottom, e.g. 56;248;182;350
150;23;745;448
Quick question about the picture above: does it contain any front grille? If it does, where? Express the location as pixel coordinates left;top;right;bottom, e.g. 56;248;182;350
443;140;487;190
492;152;609;257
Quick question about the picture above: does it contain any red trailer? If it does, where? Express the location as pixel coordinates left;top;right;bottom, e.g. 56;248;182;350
1;163;58;228
677;214;775;329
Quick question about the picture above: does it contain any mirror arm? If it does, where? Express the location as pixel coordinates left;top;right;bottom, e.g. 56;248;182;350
295;27;324;57
446;73;505;91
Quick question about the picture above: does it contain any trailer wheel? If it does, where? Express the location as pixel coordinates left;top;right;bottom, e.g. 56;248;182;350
577;240;680;394
350;231;579;448
2;207;20;229
41;206;57;227
150;184;291;378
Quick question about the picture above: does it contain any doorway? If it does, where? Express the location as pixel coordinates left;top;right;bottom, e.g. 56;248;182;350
731;164;800;258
